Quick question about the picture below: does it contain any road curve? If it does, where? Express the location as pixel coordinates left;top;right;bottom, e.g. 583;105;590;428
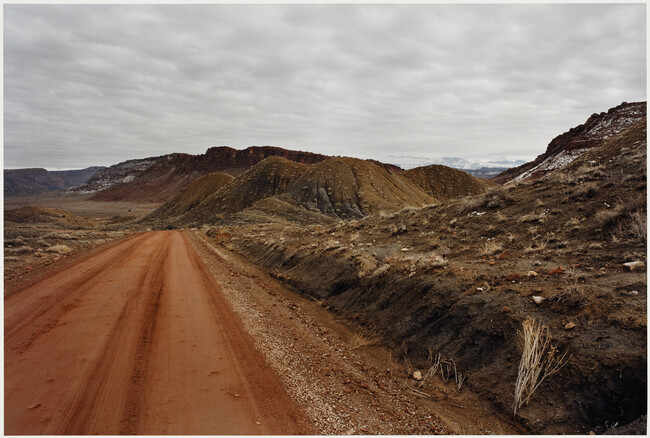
5;230;311;435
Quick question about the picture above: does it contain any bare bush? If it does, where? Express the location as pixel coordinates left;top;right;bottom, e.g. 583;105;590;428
513;318;570;415
46;244;73;255
481;239;503;256
348;331;381;350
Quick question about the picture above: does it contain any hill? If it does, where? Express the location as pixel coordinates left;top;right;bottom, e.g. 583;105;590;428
144;172;234;223
4;166;104;196
216;114;647;434
75;146;330;203
403;164;497;199
494;101;646;184
171;157;310;226
278;157;436;220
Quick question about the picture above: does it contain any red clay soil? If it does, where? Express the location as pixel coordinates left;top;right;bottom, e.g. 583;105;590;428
4;231;311;435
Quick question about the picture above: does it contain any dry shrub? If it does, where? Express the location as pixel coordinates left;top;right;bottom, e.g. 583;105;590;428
46;244;73;255
614;210;647;242
596;205;647;243
570;182;598;201
513;318;570;415
348;330;381;350
481;239;503;256
551;268;584;307
484;185;513;209
459;186;513;213
5;245;34;255
459;195;484;213
594;204;626;229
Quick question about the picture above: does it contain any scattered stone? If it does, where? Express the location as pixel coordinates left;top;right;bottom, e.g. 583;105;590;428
497;250;509;260
623;261;645;272
629;290;639;296
412;370;423;381
564;322;576;330
506;273;522;281
400;248;410;252
532;296;545;305
548;267;565;275
527;270;538;277
534;260;542;266
502;306;511;313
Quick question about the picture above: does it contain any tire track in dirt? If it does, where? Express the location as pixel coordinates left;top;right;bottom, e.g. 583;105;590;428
56;233;170;434
5;231;311;435
4;232;151;352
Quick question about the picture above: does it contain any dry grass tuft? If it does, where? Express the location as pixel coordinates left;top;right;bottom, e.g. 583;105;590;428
481;239;503;256
513;318;570;415
349;331;381;350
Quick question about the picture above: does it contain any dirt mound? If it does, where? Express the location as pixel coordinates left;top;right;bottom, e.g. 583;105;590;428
212;117;647;433
279;157;435;219
495;101;646;184
404;164;497;199
4;206;95;229
144;172;234;223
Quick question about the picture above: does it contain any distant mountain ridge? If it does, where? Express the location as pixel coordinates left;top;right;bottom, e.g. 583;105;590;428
74;146;402;203
494;101;647;184
392;155;527;171
4;166;105;196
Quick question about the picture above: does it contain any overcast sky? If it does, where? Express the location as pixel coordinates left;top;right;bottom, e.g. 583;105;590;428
4;4;646;170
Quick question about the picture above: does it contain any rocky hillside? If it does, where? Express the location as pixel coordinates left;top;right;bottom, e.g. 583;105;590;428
213;115;646;434
74;146;330;203
280;157;435;219
4;166;104;196
173;157;309;226
494;101;646;184
144;172;234;223
146;155;498;228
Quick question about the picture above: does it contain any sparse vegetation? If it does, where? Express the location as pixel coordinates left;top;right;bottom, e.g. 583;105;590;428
513;318;570;415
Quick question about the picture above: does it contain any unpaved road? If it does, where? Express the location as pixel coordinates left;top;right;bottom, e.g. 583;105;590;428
5;231;310;435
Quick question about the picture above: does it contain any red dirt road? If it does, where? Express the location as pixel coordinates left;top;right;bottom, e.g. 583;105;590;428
5;231;311;435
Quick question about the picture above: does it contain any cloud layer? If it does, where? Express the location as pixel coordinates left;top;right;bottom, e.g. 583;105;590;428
4;4;646;169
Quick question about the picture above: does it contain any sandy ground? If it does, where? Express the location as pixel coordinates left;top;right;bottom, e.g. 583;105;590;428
4;231;310;435
5;229;518;435
4;193;161;218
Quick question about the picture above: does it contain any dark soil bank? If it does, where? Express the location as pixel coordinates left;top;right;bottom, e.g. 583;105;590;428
217;121;647;434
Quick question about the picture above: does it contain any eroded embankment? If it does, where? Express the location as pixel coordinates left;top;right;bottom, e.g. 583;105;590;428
222;230;646;435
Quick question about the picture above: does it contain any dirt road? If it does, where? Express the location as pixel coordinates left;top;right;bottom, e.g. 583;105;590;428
5;231;310;435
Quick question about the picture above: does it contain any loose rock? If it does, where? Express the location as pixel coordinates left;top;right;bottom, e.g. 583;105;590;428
623;261;645;272
412;371;423;381
532;296;545;305
564;322;576;330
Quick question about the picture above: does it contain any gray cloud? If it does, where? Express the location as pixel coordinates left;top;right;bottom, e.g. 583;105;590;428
4;4;646;169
